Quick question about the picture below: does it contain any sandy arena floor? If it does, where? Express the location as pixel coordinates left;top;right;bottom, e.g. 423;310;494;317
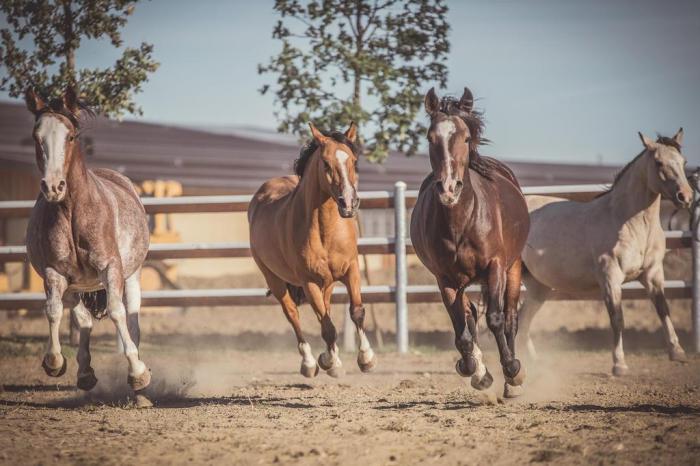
1;322;699;466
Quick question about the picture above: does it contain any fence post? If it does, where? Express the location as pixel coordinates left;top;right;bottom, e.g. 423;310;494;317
394;181;408;354
692;173;700;353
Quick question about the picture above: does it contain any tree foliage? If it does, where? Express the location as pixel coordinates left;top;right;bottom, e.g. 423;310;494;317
259;0;450;162
0;0;158;118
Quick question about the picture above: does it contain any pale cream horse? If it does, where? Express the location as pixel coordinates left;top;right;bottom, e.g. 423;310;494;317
520;129;693;375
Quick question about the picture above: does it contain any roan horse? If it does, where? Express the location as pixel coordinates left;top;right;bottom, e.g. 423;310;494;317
411;88;530;398
248;123;377;377
520;129;693;376
24;87;151;397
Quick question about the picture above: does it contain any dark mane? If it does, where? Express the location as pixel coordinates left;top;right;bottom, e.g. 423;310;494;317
36;96;95;129
596;134;681;198
439;96;518;186
294;130;359;178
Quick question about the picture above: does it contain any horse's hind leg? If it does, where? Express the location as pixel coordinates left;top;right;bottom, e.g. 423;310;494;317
70;298;98;391
41;268;68;377
639;266;686;362
304;282;343;377
341;261;377;373
503;259;525;398
101;262;151;392
124;269;142;348
517;273;549;362
258;264;319;378
485;261;522;385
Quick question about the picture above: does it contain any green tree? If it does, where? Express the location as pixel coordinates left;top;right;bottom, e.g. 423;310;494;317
0;0;158;118
259;0;449;162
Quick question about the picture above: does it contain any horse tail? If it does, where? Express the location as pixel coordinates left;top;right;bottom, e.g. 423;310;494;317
79;290;108;320
265;284;306;306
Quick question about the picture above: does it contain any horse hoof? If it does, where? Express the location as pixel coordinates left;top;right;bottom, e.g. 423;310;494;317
127;367;152;392
503;383;524;399
455;357;477;377
505;365;526;387
42;354;67;378
669;347;688;363
471;369;493;391
358;353;377;373
318;353;334;371
612;364;629;377
326;366;344;378
134;393;153;409
503;359;521;380
300;363;320;378
77;368;98;391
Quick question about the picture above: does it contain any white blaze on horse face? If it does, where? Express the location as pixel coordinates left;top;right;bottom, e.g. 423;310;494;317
436;120;456;184
36;115;70;181
335;149;355;200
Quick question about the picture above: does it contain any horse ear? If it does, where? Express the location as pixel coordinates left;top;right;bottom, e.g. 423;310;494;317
25;88;46;114
344;121;358;143
673;127;684;146
424;87;439;116
458;87;474;113
638;132;656;150
62;86;80;115
309;123;328;144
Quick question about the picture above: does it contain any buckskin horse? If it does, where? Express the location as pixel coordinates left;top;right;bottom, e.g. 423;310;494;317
24;87;151;400
248;122;377;378
411;87;530;398
519;129;692;376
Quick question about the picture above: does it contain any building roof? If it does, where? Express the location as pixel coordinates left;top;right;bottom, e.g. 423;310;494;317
0;101;620;193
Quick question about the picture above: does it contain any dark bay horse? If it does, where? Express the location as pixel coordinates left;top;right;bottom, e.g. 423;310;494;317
24;87;151;398
248;123;377;378
410;87;530;398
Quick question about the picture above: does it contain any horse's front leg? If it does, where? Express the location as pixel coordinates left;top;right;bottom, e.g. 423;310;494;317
598;265;628;376
341;261;377;373
304;282;342;377
101;261;151;393
41;268;68;377
640;266;686;362
438;279;492;390
70;298;98;391
124;270;142;348
485;262;523;384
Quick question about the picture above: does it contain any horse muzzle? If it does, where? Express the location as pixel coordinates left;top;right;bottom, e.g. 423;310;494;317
338;196;360;218
40;178;67;203
673;189;693;209
435;179;463;207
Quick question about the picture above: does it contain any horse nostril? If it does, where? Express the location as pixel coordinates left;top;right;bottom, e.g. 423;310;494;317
57;180;66;192
455;181;463;192
677;192;690;204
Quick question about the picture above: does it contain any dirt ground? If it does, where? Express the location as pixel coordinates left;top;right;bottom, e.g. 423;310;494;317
1;312;699;466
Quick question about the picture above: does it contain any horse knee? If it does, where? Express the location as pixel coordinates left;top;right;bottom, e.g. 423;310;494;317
486;310;504;332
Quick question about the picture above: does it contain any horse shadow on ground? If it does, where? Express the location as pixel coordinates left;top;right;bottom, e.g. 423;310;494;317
535;403;700;416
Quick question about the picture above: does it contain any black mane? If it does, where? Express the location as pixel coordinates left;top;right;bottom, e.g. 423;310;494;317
438;96;518;186
294;130;359;177
596;134;682;198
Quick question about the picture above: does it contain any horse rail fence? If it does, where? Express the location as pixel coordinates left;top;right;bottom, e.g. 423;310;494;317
0;182;698;353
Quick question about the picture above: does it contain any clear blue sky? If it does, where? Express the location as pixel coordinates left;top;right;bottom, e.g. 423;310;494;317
2;0;699;165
